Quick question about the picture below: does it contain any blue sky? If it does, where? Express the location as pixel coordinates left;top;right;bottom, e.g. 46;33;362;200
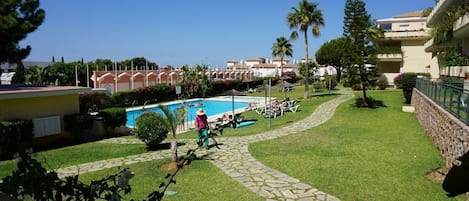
21;0;435;67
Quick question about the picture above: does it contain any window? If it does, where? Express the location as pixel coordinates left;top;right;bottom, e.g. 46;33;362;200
399;24;410;31
379;23;392;31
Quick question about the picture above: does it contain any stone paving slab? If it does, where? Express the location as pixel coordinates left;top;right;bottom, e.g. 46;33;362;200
55;89;353;200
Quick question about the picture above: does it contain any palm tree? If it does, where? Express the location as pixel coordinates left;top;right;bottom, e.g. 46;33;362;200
153;105;179;162
34;66;48;85
271;37;293;77
287;0;324;99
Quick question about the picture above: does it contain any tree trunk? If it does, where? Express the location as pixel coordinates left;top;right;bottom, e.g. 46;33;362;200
303;30;309;99
170;135;178;162
280;57;283;77
360;68;368;103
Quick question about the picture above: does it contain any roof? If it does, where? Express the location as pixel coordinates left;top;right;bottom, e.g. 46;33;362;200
393;10;424;18
272;58;290;62
0;85;91;100
246;57;264;62
252;64;277;68
376;10;427;23
226;60;238;63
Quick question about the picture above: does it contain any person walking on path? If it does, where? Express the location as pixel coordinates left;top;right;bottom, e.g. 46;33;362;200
194;108;209;149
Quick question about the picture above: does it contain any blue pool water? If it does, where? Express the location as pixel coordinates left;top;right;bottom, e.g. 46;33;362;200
126;99;248;127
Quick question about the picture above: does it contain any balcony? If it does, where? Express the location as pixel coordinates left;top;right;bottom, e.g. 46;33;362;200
376;54;403;62
424;38;452;52
440;65;469;77
381;30;431;40
453;12;469;39
427;0;466;26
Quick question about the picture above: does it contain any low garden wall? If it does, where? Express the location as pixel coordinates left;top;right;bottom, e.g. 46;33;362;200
411;89;469;168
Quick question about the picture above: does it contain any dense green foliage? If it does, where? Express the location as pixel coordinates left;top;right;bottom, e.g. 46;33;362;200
134;112;168;149
112;84;175;107
100;108;127;134
0;0;45;63
401;72;431;103
79;92;114;113
63;113;95;141
439;50;469;67
402;73;418;104
0;120;33;160
315;37;352;82
11;61;26;84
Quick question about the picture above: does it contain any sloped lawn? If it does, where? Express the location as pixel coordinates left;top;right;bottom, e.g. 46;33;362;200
251;90;465;201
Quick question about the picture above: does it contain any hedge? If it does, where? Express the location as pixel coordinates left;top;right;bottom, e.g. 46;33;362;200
0;120;34;160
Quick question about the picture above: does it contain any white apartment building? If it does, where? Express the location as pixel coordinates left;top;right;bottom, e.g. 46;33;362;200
425;0;469;78
374;11;438;86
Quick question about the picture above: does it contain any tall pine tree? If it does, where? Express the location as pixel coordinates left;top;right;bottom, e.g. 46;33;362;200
11;61;25;84
0;0;45;64
343;0;378;105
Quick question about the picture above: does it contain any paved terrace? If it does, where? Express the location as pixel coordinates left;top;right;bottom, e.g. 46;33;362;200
56;89;354;201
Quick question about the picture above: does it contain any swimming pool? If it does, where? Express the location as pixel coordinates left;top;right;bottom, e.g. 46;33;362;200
126;99;249;127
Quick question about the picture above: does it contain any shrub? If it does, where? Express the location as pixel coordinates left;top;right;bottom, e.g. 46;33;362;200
313;80;325;90
394;73;403;89
402;73;418;104
351;83;362;91
79;92;113;113
133;111;168;149
324;75;338;90
100;108;127;134
0;120;34;160
63;113;95;141
377;74;388;90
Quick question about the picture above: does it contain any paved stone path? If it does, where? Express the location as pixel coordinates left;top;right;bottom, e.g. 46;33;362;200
56;89;354;201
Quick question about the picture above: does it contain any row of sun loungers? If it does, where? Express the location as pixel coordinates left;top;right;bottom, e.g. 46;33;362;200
252;100;299;118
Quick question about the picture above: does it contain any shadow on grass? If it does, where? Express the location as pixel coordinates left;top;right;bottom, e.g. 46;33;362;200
352;97;387;109
147;142;187;151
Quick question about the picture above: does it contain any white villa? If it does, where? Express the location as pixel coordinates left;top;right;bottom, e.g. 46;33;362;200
226;57;299;77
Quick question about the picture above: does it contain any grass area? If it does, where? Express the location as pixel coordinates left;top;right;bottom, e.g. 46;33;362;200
178;84;339;139
79;159;263;201
0;142;146;178
250;90;465;201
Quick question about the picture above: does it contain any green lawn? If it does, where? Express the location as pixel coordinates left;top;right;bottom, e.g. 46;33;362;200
79;159;263;201
0;142;146;178
2;87;460;200
250;90;465;201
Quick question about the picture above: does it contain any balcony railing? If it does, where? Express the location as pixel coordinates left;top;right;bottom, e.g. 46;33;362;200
440;66;469;77
382;31;431;40
427;0;463;26
376;54;403;62
415;78;469;125
453;12;469;38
